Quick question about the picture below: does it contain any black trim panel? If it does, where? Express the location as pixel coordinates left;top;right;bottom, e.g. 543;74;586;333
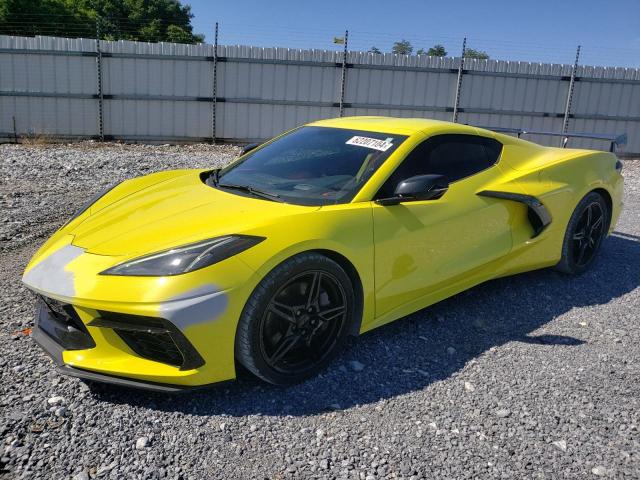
89;317;168;334
36;297;96;350
56;365;208;393
478;190;552;238
32;327;65;365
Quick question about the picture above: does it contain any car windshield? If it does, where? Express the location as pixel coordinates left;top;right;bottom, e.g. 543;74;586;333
216;126;407;205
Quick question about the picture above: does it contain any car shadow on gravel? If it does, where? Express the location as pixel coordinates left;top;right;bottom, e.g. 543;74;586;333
88;233;640;416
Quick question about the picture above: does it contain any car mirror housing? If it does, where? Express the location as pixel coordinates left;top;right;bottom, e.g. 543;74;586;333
376;174;449;206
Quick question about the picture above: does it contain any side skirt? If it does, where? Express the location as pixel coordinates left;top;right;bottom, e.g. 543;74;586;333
364;251;514;333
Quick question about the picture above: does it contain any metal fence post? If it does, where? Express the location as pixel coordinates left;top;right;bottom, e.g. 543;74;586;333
451;37;466;123
212;22;219;144
95;18;104;141
561;45;581;146
338;30;349;117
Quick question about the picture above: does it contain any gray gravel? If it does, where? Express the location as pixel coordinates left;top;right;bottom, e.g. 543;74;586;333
1;143;639;479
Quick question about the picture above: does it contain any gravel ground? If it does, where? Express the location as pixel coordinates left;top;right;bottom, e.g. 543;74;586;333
1;143;639;480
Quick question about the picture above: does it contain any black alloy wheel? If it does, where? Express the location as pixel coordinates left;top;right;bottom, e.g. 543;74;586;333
571;201;605;268
259;270;347;375
556;191;609;275
235;252;355;385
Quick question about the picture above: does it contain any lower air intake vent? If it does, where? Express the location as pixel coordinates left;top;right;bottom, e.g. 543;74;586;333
116;330;183;367
38;295;96;350
89;313;204;370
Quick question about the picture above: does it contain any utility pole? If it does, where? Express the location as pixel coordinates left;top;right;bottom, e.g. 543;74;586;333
452;37;467;123
338;30;349;117
212;22;219;143
561;45;581;146
95;17;104;141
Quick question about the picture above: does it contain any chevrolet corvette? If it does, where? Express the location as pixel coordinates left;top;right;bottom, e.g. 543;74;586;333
22;117;624;391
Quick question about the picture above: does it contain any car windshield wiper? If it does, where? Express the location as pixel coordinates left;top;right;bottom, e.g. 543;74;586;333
206;168;221;186
217;182;283;202
211;169;220;186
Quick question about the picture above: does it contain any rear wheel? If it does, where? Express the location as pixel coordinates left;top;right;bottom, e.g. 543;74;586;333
555;191;609;275
235;253;354;385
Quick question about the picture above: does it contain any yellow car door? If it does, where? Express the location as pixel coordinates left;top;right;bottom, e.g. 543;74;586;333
372;133;514;323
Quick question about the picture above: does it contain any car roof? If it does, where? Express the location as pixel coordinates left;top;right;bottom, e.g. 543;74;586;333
308;116;483;136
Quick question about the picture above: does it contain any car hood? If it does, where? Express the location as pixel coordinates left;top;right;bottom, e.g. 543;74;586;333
69;169;318;256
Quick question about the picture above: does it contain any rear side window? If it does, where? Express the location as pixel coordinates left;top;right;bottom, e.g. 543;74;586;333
376;134;502;198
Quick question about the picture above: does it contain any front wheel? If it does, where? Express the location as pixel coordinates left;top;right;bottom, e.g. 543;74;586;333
235;253;355;385
555;191;609;275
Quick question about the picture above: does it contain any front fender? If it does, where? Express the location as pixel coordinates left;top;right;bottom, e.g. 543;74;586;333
236;202;376;331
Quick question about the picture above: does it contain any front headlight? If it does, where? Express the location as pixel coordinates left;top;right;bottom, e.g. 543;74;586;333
100;235;265;276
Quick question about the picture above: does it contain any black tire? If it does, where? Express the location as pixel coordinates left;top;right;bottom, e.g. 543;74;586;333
235;252;355;385
555;191;610;275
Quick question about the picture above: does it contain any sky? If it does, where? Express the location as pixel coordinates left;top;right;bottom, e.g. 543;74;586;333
185;0;640;68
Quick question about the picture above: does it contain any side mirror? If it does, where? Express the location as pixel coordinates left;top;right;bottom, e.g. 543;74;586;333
240;142;260;156
376;174;449;206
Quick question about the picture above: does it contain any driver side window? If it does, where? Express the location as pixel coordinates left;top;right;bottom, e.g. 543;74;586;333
375;134;503;199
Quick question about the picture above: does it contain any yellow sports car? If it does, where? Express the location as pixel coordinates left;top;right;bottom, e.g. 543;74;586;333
23;117;624;391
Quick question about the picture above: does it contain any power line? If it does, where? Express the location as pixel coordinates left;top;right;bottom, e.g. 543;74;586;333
1;17;638;68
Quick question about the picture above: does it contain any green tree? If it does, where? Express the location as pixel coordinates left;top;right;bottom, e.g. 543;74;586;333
166;23;195;43
0;0;95;38
368;46;381;54
416;48;425;55
392;39;412;55
464;48;490;60
0;0;204;43
427;44;447;56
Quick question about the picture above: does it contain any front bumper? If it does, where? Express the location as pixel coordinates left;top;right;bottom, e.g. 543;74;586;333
23;236;261;389
32;295;217;392
32;323;196;392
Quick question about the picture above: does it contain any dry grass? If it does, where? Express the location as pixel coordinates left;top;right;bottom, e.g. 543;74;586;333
17;132;57;146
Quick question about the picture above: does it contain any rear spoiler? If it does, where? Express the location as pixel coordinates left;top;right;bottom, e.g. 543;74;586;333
477;126;628;153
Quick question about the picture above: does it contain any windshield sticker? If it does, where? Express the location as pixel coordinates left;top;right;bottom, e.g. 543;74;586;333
346;136;393;152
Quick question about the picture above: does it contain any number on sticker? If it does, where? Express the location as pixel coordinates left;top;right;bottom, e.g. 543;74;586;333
346;136;393;152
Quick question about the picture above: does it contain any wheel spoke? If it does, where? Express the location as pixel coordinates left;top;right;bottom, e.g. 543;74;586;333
576;240;589;265
305;272;323;309
318;304;346;322
268;301;298;324
267;333;302;365
585;204;593;227
573;230;585;241
590;214;603;232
